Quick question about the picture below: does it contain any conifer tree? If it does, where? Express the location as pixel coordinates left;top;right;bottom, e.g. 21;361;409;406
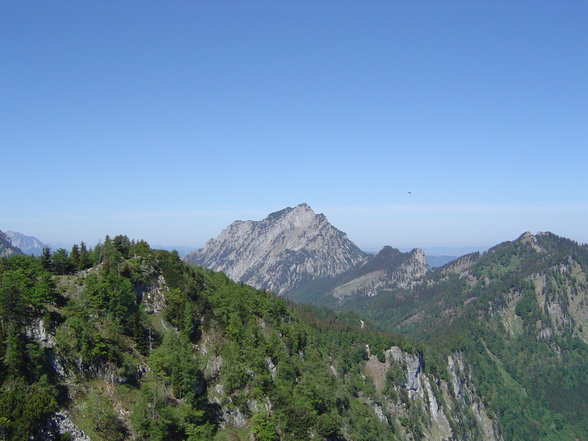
79;241;91;269
40;247;52;271
70;244;80;271
52;248;71;275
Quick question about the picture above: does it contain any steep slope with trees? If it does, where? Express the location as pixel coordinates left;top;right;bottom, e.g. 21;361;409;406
342;232;588;441
1;236;503;441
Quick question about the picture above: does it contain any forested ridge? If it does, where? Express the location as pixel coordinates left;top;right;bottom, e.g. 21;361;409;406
0;236;452;441
342;232;588;441
1;233;586;441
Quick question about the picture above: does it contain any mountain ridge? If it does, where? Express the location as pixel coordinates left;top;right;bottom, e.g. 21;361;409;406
0;236;506;441
184;204;432;302
5;230;46;256
289;245;430;305
337;230;588;440
1;230;586;440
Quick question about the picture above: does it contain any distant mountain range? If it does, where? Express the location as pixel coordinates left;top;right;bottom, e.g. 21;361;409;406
351;231;588;341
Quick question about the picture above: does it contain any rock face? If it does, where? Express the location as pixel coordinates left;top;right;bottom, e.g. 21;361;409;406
0;230;23;257
184;203;368;294
330;246;429;301
5;230;46;256
289;245;430;305
38;412;91;441
363;346;503;441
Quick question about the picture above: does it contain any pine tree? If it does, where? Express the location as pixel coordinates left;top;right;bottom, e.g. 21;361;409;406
70;244;80;271
40;247;52;271
52;248;71;275
79;241;91;269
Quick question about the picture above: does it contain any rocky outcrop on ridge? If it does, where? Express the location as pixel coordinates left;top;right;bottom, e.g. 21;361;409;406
362;346;503;441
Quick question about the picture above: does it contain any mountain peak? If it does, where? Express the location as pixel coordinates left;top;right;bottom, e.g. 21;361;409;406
516;231;535;242
406;248;428;268
265;203;315;222
514;231;546;253
282;203;319;220
184;205;367;294
293;202;312;211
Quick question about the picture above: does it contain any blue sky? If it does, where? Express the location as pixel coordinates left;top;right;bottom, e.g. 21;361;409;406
1;1;587;253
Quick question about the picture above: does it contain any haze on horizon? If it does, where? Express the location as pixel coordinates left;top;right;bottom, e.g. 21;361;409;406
2;2;587;253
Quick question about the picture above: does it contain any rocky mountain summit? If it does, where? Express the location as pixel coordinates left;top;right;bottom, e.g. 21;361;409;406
184;203;368;294
5;230;46;256
0;230;23;257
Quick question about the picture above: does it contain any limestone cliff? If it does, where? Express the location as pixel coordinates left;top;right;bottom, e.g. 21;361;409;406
363;346;503;441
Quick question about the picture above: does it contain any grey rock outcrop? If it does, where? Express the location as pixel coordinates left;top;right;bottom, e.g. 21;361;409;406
184;203;368;294
363;347;503;441
136;274;168;314
38;412;90;441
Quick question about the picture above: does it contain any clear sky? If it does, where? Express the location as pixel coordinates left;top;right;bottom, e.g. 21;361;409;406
1;1;587;253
